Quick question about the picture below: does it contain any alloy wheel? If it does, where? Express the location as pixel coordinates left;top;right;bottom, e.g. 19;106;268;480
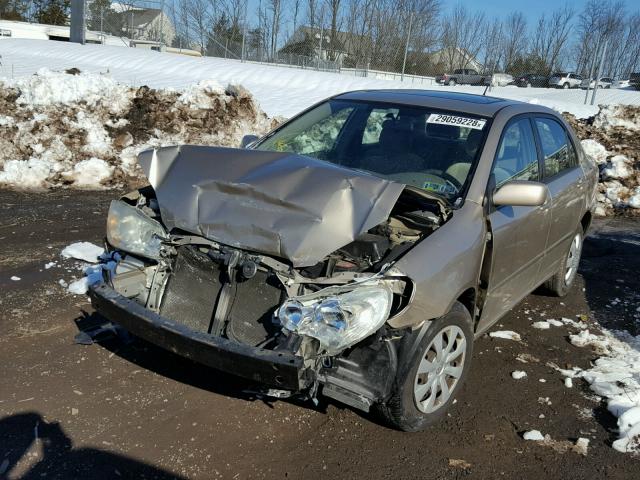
564;232;582;286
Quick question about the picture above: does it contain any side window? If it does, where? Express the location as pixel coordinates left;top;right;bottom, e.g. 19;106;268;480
534;118;577;178
492;118;539;187
362;108;400;144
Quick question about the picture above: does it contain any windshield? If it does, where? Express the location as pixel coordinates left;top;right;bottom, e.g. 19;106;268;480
255;99;489;201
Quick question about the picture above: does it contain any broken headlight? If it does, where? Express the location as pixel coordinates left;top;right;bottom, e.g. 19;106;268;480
278;286;392;355
107;200;167;259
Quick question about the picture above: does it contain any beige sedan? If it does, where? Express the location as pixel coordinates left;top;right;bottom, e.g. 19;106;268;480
89;90;598;431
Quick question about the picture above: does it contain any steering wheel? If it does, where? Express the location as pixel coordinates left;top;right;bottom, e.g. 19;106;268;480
439;171;463;192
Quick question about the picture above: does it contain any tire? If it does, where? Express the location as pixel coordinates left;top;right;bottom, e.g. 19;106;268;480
377;302;474;432
562;82;570;89
448;78;457;86
526;82;532;88
543;227;583;297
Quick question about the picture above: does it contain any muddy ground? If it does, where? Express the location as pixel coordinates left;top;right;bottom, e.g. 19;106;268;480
1;189;639;480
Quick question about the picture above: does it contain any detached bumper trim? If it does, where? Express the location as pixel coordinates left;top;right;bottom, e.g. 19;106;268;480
88;283;305;390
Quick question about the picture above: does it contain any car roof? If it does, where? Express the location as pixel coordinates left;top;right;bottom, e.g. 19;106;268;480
332;89;530;118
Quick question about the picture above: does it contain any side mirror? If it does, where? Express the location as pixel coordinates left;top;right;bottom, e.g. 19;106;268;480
240;134;259;149
492;181;549;207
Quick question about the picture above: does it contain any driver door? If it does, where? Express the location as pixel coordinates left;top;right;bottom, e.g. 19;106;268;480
477;117;551;332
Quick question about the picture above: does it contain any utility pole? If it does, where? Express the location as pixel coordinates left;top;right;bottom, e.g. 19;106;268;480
100;6;104;44
401;11;414;82
241;0;248;62
591;38;608;106
584;36;601;104
70;0;86;44
160;0;165;47
317;21;324;70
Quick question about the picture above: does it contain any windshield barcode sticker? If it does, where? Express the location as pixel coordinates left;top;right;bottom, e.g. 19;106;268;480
427;114;486;130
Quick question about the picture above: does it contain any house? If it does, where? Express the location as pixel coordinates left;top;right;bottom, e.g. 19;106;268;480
114;8;175;46
279;26;371;66
427;46;483;73
0;19;127;46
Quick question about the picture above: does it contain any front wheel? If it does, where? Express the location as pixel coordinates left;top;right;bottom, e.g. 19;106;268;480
563;82;570;89
376;302;474;432
544;227;583;297
448;78;457;86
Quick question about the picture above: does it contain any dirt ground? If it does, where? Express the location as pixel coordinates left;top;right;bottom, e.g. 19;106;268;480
1;189;639;480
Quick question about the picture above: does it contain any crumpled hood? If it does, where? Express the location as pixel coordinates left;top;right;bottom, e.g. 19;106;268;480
138;145;405;267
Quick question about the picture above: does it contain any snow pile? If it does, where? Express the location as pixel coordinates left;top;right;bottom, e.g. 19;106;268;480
10;68;131;111
561;328;640;453
511;370;527;380
569;106;640;215
0;68;275;189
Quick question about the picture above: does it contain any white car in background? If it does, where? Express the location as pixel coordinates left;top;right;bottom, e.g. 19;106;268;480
580;77;613;89
484;73;514;87
613;79;631;89
548;72;583;89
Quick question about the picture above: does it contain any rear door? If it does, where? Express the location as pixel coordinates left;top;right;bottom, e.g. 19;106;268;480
533;116;585;281
478;116;551;331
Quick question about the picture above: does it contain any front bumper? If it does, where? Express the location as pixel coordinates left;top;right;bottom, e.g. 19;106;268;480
88;283;307;391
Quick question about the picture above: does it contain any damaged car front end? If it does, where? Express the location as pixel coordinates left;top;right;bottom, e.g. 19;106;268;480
89;145;448;413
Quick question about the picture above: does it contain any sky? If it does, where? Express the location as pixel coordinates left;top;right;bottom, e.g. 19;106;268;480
444;0;638;20
242;0;640;29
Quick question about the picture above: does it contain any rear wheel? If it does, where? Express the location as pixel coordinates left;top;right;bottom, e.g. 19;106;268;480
448;78;457;86
562;82;570;89
544;227;583;297
377;302;473;432
526;82;532;88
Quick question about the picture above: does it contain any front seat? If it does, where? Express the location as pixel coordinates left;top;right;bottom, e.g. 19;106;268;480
444;129;484;185
365;117;424;174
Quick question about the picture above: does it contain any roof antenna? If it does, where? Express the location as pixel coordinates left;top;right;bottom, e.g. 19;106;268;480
483;82;490;96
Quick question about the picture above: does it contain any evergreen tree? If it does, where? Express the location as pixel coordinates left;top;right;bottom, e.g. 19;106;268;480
0;0;28;21
34;0;70;26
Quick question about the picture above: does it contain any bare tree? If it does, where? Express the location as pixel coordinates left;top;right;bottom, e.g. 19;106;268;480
440;4;486;71
532;5;573;72
501;12;527;71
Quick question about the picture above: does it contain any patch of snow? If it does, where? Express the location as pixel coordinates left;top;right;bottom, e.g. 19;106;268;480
603;155;632;179
7;67;131;113
564;378;573;388
0;158;57;189
523;430;544;441
489;330;521;341
511;370;527;380
547;319;564;327
594;105;640;131
10;276;21;281
61;242;104;263
532;321;551;330
566;328;640;454
61;158;114;188
44;261;56;269
580;139;609;165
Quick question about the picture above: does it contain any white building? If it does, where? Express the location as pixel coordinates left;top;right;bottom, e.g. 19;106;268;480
0;19;128;46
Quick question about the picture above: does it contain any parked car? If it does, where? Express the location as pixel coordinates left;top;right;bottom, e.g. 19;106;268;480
484;73;514;87
580;77;613;89
88;90;597;432
548;72;583;89
613;79;631;89
513;74;549;88
630;72;640;90
436;69;487;86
